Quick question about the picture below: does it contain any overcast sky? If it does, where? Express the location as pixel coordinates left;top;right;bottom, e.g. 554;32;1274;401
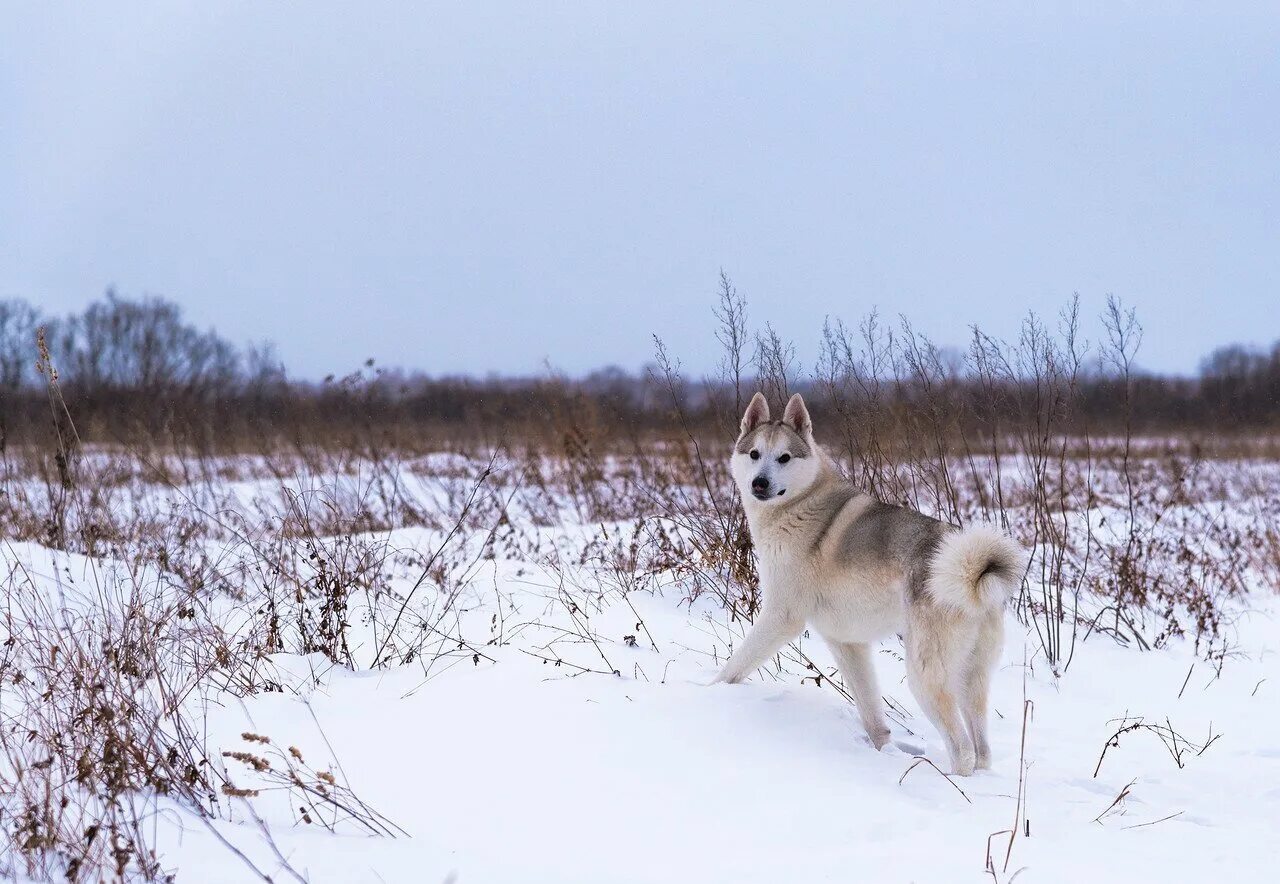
3;2;1277;379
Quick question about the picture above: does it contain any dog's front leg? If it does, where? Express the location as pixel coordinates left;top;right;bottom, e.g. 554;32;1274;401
715;607;805;684
827;640;892;749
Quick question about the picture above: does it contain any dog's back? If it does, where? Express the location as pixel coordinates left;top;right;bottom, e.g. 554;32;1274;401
753;465;1020;638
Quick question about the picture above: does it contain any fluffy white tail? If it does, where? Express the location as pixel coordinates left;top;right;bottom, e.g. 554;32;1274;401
925;524;1026;611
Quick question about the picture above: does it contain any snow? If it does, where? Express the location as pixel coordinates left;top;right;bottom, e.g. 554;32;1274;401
4;460;1279;883
186;603;1280;883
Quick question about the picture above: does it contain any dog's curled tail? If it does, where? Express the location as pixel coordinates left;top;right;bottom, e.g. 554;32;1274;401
925;524;1026;611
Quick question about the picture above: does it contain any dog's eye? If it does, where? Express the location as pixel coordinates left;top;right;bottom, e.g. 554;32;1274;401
749;450;760;460
778;454;791;464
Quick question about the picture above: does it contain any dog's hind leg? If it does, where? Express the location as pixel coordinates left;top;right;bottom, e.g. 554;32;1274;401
715;607;805;685
908;669;975;776
961;611;1004;770
827;640;891;749
906;619;977;776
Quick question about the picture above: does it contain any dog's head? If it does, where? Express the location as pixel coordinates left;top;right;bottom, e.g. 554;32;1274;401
731;392;820;505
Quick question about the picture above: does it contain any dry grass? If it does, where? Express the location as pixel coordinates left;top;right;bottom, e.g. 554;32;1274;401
2;296;1278;880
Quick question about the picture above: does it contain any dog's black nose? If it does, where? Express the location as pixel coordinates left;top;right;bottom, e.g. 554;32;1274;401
751;476;769;492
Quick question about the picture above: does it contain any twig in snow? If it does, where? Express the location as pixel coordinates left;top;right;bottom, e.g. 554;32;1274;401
1122;811;1184;830
898;757;972;805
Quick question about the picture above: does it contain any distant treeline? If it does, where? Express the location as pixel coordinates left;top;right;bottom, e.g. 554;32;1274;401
2;289;1278;452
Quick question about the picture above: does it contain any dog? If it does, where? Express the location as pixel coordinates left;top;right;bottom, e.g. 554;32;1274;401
715;391;1025;775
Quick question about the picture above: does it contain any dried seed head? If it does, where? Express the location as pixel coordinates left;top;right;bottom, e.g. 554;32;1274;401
222;750;270;772
221;783;260;798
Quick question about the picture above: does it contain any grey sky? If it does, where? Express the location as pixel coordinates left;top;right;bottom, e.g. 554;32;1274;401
3;2;1277;379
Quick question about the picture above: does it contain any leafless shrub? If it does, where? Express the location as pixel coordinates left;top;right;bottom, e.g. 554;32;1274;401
220;731;404;837
1093;714;1222;777
0;556;215;881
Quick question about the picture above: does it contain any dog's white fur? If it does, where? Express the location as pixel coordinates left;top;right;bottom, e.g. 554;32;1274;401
716;392;1026;775
926;525;1023;611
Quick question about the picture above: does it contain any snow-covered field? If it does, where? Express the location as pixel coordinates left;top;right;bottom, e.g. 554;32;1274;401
2;449;1277;882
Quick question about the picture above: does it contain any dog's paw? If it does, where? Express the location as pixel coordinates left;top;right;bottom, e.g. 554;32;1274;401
868;727;892;751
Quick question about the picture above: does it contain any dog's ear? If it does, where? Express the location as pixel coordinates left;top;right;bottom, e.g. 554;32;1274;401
740;392;770;435
782;393;811;436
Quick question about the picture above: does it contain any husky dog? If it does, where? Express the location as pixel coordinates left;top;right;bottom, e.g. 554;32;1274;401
716;392;1025;775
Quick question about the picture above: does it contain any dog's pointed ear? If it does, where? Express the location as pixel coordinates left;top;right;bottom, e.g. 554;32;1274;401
782;393;811;436
740;392;770;435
